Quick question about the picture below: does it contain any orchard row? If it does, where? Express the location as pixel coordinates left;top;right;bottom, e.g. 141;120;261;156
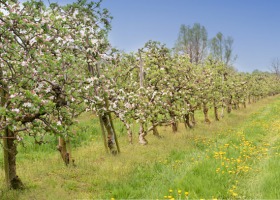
0;0;279;189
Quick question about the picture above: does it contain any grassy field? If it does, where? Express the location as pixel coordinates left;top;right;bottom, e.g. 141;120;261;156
0;96;280;200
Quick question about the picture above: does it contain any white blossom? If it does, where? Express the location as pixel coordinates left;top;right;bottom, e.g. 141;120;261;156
46;87;52;93
84;85;90;90
91;39;98;44
73;10;79;18
23;102;32;108
124;102;131;109
80;29;85;37
55;37;63;43
29;37;36;45
16;135;23;141
11;108;20;113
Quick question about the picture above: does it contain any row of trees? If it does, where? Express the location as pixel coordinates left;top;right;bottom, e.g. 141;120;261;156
102;41;279;145
0;0;279;189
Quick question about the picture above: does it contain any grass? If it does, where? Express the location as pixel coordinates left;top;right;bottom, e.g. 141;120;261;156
0;95;280;199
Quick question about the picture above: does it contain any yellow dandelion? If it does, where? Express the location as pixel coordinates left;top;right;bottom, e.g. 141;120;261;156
232;192;238;197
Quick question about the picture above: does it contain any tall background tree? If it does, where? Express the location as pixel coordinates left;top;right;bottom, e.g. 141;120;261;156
209;32;237;67
174;23;208;65
271;57;280;78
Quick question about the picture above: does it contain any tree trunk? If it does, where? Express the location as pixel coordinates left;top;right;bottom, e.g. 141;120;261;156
139;123;148;145
99;115;109;153
171;121;178;132
203;102;211;123
3;128;24;189
213;100;219;121
233;102;238;110
126;123;133;144
227;96;232;114
93;63;120;155
108;113;120;153
220;104;225;118
65;137;75;166
152;123;161;138
101;115;118;155
183;113;193;129
169;111;178;133
1;67;23;189
57;136;70;166
138;50;148;144
172;122;178;132
190;110;196;126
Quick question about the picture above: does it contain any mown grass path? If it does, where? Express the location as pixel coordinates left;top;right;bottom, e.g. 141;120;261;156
1;96;280;200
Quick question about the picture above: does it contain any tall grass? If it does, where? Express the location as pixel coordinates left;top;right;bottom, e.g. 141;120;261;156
0;96;280;199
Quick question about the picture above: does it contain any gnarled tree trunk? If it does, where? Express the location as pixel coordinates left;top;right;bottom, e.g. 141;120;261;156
139;123;148;145
213;100;219;121
3;128;24;189
227;96;232;114
190;109;196;126
151;122;161;138
243;100;246;108
101;114;119;155
169;110;178;133
183;113;193;129
171;121;178;132
90;62;120;155
1;68;23;189
203;102;211;123
126;123;133;144
57;136;70;166
57;136;75;166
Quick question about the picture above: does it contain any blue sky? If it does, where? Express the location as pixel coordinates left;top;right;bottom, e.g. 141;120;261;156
44;0;280;72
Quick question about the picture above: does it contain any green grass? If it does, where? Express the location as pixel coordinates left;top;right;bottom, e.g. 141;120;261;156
0;96;280;199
